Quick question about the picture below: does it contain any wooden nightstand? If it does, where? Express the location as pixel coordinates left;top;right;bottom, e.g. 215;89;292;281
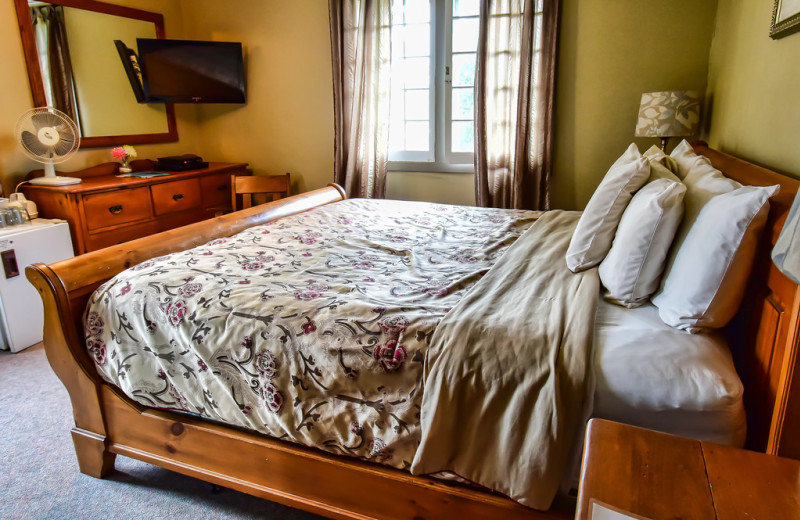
576;419;800;520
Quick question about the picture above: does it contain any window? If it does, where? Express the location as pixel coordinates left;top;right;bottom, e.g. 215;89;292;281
389;0;480;172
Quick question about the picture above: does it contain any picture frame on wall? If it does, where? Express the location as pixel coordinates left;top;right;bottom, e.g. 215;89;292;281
771;0;800;39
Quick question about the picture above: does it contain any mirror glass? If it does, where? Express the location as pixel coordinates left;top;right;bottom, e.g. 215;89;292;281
17;0;177;147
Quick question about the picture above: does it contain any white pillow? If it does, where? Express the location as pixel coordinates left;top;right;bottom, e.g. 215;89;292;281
566;144;650;272
653;181;779;332
670;139;707;180
599;178;686;308
643;145;679;176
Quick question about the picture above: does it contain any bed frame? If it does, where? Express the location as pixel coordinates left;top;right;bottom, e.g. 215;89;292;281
25;143;800;519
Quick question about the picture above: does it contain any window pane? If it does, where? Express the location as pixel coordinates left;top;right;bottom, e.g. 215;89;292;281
452;87;473;120
452;53;476;87
406;121;430;151
452;18;479;53
405;0;430;23
452;121;474;153
453;0;480;17
405;89;430;120
403;23;430;57
403;57;429;88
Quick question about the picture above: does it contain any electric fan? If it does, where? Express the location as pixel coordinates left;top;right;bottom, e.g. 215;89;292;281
15;107;81;186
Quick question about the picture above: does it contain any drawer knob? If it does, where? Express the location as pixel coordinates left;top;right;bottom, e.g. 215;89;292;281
172;193;184;201
109;205;123;214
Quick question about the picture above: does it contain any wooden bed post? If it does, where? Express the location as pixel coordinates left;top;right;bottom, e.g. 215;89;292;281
28;263;116;477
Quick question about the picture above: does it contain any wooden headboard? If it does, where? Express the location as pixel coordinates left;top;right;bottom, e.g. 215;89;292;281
693;141;800;458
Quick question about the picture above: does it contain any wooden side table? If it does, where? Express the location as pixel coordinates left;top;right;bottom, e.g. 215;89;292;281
576;419;800;520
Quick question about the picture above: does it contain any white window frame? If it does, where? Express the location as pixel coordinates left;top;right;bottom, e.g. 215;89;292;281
388;0;476;174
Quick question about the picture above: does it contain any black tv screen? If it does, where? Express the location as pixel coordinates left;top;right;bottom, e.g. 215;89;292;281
137;38;246;104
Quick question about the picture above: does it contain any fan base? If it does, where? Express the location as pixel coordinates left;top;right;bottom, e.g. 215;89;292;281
29;176;81;186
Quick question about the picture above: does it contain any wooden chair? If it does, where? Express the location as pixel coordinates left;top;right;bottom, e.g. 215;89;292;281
231;173;291;211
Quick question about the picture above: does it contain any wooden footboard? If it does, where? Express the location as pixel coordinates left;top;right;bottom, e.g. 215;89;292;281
26;184;570;520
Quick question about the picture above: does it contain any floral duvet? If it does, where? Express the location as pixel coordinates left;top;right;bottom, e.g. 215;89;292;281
85;198;539;470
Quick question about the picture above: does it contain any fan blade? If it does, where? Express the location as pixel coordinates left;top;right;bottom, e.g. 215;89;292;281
31;111;61;131
21;130;52;157
53;137;75;156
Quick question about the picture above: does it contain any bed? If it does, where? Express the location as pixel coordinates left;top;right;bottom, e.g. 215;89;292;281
26;143;800;519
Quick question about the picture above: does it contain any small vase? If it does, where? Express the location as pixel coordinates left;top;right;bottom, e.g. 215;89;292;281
119;157;132;174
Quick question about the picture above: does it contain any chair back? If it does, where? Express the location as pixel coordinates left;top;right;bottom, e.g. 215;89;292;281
232;173;291;210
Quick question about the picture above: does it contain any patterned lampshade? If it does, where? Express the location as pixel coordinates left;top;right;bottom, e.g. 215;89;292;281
634;91;701;138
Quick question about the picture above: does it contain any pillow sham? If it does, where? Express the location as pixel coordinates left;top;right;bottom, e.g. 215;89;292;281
653;181;779;333
566;144;650;272
599;178;686;308
643;145;679;176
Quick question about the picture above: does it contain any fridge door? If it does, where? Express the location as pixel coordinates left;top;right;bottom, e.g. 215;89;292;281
0;221;74;352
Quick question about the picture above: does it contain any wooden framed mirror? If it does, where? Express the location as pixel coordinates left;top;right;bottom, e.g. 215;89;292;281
13;0;178;148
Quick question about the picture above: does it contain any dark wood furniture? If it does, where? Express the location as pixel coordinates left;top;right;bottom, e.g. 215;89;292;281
231;173;291;210
13;0;178;147
576;419;800;520
22;144;800;520
21;162;248;254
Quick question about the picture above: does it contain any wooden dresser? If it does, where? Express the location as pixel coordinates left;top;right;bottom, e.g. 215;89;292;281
21;162;248;254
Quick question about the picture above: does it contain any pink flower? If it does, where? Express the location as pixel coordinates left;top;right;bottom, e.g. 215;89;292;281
260;382;284;413
131;261;155;271
87;338;106;366
111;147;127;159
302;252;312;257
379;315;409;335
298;236;316;245
238;280;251;285
301;320;317;335
352;261;373;270
166;300;187;326
241;261;264;271
179;282;202;298
254;351;280;379
196;357;208;372
363;277;375;283
295;291;322;301
373;340;407;372
86;312;104;336
119;283;131;296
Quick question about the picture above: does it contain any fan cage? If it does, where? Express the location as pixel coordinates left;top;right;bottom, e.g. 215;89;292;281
16;107;80;164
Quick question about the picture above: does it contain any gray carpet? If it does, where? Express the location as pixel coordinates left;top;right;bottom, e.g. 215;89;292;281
0;345;324;520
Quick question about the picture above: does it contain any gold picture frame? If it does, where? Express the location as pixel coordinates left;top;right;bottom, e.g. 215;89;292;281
771;0;800;39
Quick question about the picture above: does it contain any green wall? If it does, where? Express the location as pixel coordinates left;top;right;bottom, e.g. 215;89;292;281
552;0;718;210
706;0;800;178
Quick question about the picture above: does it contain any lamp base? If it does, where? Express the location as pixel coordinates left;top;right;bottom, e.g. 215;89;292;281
660;136;671;152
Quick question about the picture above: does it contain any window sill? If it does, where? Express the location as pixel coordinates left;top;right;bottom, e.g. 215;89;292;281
387;161;474;174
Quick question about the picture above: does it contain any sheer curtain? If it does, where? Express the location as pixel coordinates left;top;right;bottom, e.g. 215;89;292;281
474;0;559;210
329;0;392;199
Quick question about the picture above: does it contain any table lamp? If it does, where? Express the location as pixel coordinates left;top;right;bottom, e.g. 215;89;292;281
634;91;701;151
773;191;800;284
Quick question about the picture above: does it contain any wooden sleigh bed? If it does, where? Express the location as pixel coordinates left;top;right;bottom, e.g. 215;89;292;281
25;143;800;520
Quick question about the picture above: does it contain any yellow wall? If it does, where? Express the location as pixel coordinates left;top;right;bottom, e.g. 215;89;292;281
0;0;723;207
706;0;800;178
65;7;168;137
552;0;718;210
180;0;334;196
0;0;199;197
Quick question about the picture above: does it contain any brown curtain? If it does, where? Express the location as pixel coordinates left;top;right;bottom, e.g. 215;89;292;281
30;6;80;123
329;0;392;199
474;0;559;210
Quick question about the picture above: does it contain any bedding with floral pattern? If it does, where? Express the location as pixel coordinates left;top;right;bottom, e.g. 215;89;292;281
85;198;539;470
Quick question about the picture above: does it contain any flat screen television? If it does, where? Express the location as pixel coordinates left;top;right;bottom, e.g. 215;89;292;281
137;38;246;104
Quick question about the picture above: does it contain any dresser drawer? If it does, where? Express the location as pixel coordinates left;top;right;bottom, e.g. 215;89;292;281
200;173;232;208
151;179;202;216
83;187;153;231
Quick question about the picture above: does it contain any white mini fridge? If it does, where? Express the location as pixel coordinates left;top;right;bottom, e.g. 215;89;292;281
0;219;74;352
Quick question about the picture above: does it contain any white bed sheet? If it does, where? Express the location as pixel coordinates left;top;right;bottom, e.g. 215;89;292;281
591;298;746;446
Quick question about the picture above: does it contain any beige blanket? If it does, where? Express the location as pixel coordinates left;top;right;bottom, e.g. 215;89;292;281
410;210;599;509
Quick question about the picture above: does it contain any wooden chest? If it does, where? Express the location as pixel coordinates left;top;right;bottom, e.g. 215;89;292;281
21;162;248;254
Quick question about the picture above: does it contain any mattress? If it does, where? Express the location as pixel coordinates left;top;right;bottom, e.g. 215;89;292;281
592;297;746;446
